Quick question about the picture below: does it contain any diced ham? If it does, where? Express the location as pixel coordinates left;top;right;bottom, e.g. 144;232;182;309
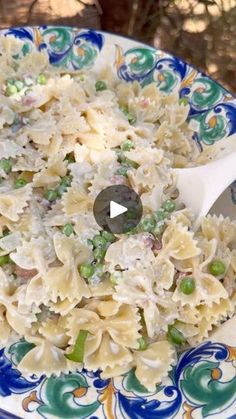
14;266;38;280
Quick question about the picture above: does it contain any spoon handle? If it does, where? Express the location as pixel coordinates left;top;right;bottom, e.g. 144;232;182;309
175;151;236;228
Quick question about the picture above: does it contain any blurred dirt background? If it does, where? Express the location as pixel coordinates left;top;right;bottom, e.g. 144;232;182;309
0;0;235;93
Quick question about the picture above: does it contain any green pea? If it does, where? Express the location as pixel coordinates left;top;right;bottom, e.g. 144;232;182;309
123;221;136;233
92;234;107;248
120;105;136;125
140;216;156;232
116;166;129;177
162;199;176;213
208;260;226;276
5;84;18;96
180;276;196;295
137;337;148;351
14;80;24;92
167;325;186;346
63;223;74;237
37;73;47;85
95;80;107;91
44;189;58;202
94;247;106;261
0;158;12;174
95;263;104;277
102;230;116;243
14;178;27;189
0;255;10;266
79;263;95;279
155;210;169;222
153;222;166;236
121;140;135;151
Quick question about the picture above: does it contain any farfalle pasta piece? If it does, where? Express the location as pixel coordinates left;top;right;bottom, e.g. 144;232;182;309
43;233;92;302
39;315;69;348
0;184;32;221
26;111;56;145
62;184;93;216
0;231;21;256
25;274;49;307
187;298;234;346
17;336;74;377
161;221;200;260
113;266;161;338
0;139;23;159
33;153;67;187
0;304;11;345
154;121;192;156
133;341;176;392
201;214;236;245
11;237;55;276
105;233;155;271
67;303;141;372
173;262;228;308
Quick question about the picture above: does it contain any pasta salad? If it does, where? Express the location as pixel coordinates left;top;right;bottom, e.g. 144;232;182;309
0;35;235;391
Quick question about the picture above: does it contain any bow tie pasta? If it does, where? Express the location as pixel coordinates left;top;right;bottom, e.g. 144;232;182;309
0;35;235;392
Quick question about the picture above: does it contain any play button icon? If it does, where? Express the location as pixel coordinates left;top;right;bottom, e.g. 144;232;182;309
110;201;127;218
93;185;143;234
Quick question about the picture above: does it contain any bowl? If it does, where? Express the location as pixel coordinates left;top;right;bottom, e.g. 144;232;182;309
0;26;236;419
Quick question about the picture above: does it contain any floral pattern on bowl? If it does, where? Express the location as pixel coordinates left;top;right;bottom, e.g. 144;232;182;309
0;26;236;419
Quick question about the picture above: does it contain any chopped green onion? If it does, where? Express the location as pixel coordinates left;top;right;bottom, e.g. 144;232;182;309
92;234;107;248
57;175;72;196
102;230;116;243
167;325;186;346
93;247;106;261
0;158;12;174
95;80;107;91
208;260;226;276
180;276;196;295
179;97;189;106
120;105;137;125
79;263;95;279
0;255;10;266
14;80;24;92
137;337;148;351
3;228;10;237
127;112;137;125
14;178;27;189
65;153;75;164
121;140;135;151
44;189;58;202
5;84;18;96
63;223;74;237
162;199;176;213
65;330;89;363
61;175;72;187
37;73;47;85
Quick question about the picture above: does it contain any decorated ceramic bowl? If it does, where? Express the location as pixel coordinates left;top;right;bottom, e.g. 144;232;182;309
0;26;236;419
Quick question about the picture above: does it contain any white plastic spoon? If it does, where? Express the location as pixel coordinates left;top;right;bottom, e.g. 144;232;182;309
174;142;236;229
